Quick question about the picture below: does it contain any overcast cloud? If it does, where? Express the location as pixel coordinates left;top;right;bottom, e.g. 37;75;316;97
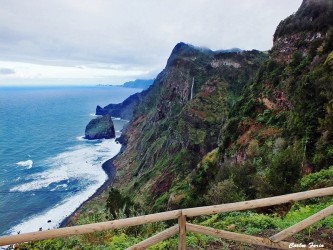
0;68;15;75
0;0;302;86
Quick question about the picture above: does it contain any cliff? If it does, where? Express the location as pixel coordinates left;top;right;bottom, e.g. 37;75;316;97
96;91;148;120
110;0;333;211
217;0;333;198
113;43;267;210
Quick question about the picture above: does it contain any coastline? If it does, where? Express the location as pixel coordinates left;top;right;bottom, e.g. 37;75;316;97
59;143;125;227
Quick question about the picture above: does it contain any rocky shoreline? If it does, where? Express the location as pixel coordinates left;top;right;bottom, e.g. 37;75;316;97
58;75;137;228
59;144;125;227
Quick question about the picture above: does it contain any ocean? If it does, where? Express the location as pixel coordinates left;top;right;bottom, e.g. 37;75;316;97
0;86;139;236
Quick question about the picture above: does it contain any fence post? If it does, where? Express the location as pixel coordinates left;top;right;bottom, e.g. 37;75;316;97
178;211;186;250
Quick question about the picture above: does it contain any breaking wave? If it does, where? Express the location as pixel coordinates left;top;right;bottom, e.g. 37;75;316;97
9;138;121;234
16;160;33;169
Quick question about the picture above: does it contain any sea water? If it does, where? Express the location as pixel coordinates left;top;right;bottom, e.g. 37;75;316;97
0;86;139;236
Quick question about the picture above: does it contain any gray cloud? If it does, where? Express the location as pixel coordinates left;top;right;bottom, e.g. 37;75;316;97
0;0;302;83
0;68;15;75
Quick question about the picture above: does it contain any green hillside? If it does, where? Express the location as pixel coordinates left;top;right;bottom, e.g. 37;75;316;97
113;0;333;211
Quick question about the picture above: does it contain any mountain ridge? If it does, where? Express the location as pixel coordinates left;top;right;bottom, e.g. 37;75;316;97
107;0;333;212
112;44;267;209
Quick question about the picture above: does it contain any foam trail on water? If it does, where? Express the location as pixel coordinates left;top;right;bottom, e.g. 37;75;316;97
16;160;33;169
9;138;121;234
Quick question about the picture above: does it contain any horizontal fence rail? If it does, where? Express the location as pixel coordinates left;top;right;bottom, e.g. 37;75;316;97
181;186;333;217
0;210;181;246
1;186;333;249
186;223;294;250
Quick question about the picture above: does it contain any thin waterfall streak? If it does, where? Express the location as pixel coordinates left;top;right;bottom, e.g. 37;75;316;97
190;77;194;100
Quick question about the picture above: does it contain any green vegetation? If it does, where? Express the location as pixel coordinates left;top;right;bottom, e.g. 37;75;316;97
274;0;333;39
105;188;138;219
115;47;268;211
115;0;333;216
203;179;246;204
299;166;333;190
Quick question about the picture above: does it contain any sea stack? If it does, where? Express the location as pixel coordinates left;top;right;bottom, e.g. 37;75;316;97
85;114;115;140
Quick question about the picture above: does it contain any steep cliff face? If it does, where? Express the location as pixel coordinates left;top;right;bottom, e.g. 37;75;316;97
111;0;333;211
216;0;333;198
96;91;148;120
113;43;267;209
272;0;333;63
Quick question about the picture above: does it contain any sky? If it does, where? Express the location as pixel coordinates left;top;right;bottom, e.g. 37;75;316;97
0;0;303;86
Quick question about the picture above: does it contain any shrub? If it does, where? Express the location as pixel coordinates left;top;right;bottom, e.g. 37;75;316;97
204;179;246;205
267;145;302;195
105;188;137;219
299;166;333;190
230;162;257;198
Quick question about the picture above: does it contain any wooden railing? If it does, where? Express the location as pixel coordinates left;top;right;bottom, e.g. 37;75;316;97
1;186;333;249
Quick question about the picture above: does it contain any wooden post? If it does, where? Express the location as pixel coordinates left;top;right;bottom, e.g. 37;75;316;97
270;203;333;242
178;212;186;250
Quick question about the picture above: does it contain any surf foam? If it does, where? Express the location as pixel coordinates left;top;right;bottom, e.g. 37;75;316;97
9;138;121;234
16;160;33;169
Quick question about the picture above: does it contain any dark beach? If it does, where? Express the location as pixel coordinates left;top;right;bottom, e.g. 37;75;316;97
59;144;125;227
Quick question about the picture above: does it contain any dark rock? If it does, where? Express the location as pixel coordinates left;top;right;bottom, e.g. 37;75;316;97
115;133;127;146
95;89;149;120
85;114;115;140
96;105;108;115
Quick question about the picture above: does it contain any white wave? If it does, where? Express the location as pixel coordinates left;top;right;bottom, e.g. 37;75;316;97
9;138;121;234
90;113;98;117
10;140;120;193
10;189;98;233
111;117;130;123
50;184;68;192
76;135;86;141
16;160;33;169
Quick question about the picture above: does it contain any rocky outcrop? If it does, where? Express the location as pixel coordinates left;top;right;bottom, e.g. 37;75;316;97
85;115;115;140
272;0;333;63
96;91;148;120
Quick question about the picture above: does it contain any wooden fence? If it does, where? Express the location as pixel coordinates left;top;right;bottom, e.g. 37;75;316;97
1;186;333;249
